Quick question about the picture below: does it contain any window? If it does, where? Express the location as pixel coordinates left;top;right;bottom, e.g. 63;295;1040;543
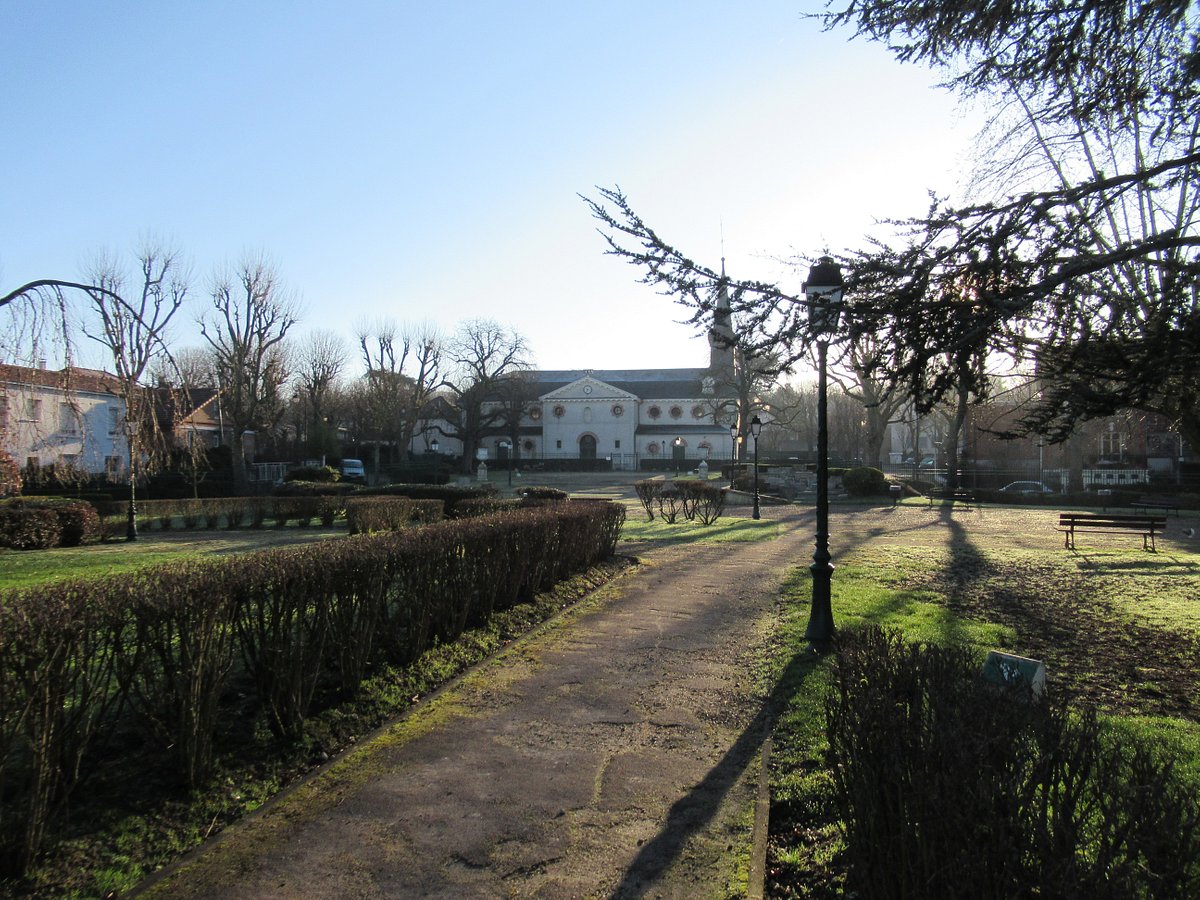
26;398;42;422
692;404;707;419
59;402;78;435
647;405;661;419
0;398;7;431
529;407;542;421
59;453;79;469
553;405;566;418
669;406;683;419
583;406;593;424
614;440;621;449
647;442;660;455
611;404;624;417
555;440;562;449
109;406;120;434
105;456;122;479
1099;428;1127;460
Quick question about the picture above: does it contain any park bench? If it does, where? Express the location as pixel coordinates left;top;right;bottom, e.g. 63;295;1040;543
928;489;975;509
1133;495;1181;516
1058;512;1166;551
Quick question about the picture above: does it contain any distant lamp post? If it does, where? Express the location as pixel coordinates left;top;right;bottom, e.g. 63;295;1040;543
750;415;763;520
673;436;683;474
499;440;513;487
803;256;845;649
729;422;740;484
431;438;440;454
126;415;139;542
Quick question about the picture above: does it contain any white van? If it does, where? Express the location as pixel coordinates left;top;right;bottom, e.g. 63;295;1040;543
338;458;366;483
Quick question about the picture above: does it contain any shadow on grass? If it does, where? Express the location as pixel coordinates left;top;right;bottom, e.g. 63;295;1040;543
609;647;822;899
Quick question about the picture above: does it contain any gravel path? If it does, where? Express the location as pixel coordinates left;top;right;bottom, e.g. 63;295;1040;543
140;509;815;899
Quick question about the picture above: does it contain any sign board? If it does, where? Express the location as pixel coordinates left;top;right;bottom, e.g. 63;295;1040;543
981;651;1046;700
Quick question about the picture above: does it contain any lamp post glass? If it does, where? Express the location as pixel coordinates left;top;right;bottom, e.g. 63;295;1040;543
802;256;845;648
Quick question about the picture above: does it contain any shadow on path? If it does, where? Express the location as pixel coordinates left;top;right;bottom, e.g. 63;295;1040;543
609;647;821;898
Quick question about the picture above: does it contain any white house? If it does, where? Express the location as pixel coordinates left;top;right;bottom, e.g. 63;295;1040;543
413;288;745;470
0;363;128;479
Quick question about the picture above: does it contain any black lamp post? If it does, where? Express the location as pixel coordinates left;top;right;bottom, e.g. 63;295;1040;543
803;256;845;649
750;415;763;520
500;440;513;487
126;415;139;542
673;436;683;474
729;422;739;485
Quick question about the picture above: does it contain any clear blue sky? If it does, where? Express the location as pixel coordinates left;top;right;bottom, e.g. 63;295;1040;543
1;1;976;374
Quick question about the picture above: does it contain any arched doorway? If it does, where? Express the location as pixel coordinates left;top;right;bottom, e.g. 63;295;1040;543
579;434;597;460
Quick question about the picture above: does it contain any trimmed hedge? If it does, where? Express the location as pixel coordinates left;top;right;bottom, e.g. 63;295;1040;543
828;627;1200;897
344;497;445;534
0;501;625;875
842;466;888;497
0;498;100;549
359;482;498;516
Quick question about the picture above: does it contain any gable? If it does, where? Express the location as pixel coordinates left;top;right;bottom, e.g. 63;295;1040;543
540;376;638;403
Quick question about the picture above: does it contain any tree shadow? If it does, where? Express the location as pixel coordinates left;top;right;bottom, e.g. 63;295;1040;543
608;647;821;899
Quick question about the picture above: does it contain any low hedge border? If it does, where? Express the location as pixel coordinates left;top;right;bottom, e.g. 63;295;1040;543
0;500;625;876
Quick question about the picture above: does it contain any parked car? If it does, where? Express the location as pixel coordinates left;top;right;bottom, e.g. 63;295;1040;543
999;480;1056;495
338;458;366;484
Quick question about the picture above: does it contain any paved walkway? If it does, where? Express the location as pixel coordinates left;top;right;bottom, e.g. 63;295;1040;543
142;508;815;899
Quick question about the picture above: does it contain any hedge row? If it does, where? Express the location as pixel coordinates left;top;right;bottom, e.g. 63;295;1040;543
358;482;499;515
828;627;1200;897
0;498;100;549
0;501;625;875
344;497;445;534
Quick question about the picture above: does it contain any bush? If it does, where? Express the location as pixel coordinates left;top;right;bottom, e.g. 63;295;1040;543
0;498;99;548
345;497;445;533
841;466;889;497
518;486;568;502
454;497;523;518
827;627;1200;898
360;482;497;516
283;465;340;483
0;506;61;549
634;479;665;520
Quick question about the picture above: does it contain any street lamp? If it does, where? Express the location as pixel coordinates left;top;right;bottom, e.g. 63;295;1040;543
803;256;845;649
126;414;139;542
500;440;513;487
729;422;740;485
673;436;683;475
750;415;763;520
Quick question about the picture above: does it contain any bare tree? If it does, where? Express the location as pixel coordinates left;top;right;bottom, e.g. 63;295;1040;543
199;257;299;490
439;319;532;473
830;332;911;468
353;318;444;478
84;244;189;539
293;329;348;459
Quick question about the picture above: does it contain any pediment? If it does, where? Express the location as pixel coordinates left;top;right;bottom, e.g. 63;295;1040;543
540;376;638;402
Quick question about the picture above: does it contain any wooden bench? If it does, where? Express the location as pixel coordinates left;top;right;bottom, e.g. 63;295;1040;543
1133;496;1181;516
1058;512;1167;551
928;489;975;509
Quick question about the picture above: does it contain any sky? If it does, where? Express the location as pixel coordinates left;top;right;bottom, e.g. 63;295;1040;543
1;1;979;376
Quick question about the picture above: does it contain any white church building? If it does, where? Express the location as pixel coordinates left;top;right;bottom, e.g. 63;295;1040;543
414;291;745;471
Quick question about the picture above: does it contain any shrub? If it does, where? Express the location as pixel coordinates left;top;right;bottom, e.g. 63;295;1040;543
518;486;569;502
841;466;889;497
0;505;61;549
827;627;1200;898
273;479;357;497
0;498;99;548
0;451;21;498
454;497;523;518
345;497;445;534
283;465;340;483
360;482;497;516
634;479;665;520
676;480;726;525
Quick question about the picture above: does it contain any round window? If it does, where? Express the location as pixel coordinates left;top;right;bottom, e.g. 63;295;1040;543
611;404;624;417
692;404;707;419
648;442;660;455
553;405;566;418
647;405;661;419
669;406;683;419
529;407;542;420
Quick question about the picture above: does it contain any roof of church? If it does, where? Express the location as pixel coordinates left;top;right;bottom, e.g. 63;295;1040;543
533;368;729;400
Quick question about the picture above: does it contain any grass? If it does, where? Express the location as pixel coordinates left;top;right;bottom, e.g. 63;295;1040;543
619;511;779;545
762;505;1200;896
0;525;346;590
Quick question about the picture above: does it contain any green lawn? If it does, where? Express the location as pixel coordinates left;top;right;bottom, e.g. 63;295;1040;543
0;526;345;591
618;511;779;546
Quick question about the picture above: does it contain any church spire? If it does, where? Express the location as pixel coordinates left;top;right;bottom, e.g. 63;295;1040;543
709;258;736;374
